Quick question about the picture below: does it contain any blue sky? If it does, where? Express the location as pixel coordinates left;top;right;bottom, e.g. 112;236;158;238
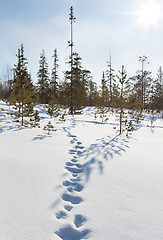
1;0;163;84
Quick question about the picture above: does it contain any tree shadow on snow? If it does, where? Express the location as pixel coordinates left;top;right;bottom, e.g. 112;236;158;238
78;134;130;182
52;117;130;240
32;134;52;141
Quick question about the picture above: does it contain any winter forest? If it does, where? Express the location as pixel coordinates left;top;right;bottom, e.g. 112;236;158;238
0;6;163;125
0;4;163;240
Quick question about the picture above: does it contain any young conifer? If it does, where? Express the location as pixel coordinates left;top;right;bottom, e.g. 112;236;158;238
10;44;34;126
106;55;115;106
50;49;59;100
30;110;40;127
43;121;56;134
116;65;128;134
37;50;50;104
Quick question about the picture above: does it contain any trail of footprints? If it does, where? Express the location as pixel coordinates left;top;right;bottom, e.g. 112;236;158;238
55;131;91;239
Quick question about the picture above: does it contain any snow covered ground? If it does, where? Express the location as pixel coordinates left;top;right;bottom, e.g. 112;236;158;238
0;100;163;240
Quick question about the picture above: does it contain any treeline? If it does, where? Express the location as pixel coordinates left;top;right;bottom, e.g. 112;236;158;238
0;44;163;113
0;5;163;127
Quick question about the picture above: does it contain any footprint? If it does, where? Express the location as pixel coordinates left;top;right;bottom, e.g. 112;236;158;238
66;162;76;167
74;184;83;192
69;149;77;155
63;180;84;192
67;187;74;192
75;163;82;168
70;177;81;182
66;162;82;169
62;193;83;204
76;150;83;156
72;174;78;177
71;159;78;163
56;211;67;219
68;134;77;138
74;215;87;228
75;145;85;150
64;205;73;212
63;180;74;186
55;225;91;240
65;166;83;174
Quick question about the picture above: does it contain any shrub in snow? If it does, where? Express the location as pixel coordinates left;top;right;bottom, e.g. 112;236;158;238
30;110;40;128
59;108;67;122
43;121;57;135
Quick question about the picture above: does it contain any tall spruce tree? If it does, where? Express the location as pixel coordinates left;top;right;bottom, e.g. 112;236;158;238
137;56;153;109
154;66;163;112
100;71;109;106
64;52;87;112
129;71;152;110
37;49;50;104
116;65;128;134
106;55;115;106
50;49;59;101
10;44;34;126
87;79;98;106
0;82;2;99
69;6;76;114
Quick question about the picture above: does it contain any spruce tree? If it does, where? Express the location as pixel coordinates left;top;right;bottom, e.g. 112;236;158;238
10;44;34;126
43;121;56;134
154;66;163;112
94;72;109;122
45;95;59;118
50;49;59;101
64;52;88;113
100;71;109;106
0;81;2;99
137;56;153;109
69;6;76;114
87;79;98;106
116;65;128;134
37;49;50;104
30;110;40;127
106;55;115;106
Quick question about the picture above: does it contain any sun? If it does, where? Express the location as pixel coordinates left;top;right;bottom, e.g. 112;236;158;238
134;0;163;29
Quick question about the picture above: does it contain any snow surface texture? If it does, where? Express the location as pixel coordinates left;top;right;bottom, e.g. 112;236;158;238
0;100;163;240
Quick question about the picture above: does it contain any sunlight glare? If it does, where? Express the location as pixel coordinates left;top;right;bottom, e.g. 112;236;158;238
134;0;163;29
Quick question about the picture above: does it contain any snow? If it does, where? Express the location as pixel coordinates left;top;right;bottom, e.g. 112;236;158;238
0;100;163;240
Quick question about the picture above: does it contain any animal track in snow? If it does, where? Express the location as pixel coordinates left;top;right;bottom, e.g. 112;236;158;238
62;193;83;205
65;166;83;174
64;205;73;212
63;180;84;192
56;211;67;219
71;159;78;163
66;161;82;168
74;214;87;228
55;225;91;240
75;145;85;150
55;126;90;239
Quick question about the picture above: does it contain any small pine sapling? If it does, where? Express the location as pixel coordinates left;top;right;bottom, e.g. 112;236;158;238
94;106;109;122
30;110;40;127
43;121;57;135
128;97;144;125
147;111;155;129
45;96;60;118
126;120;135;137
94;107;98;120
99;106;109;123
59;108;67;122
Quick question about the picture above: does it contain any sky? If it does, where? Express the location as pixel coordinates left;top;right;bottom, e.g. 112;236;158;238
1;0;163;85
